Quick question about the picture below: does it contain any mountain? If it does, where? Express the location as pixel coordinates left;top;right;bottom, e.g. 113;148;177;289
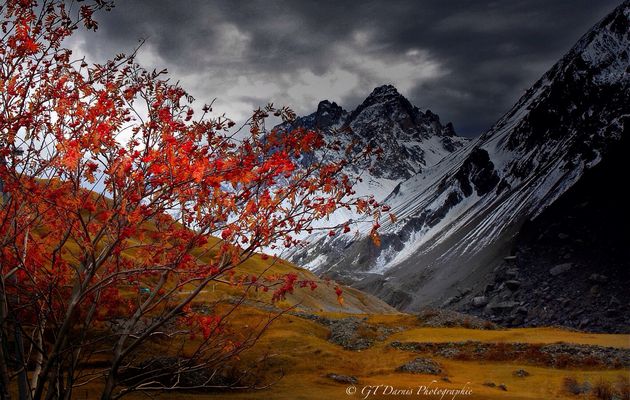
289;2;630;331
275;85;468;268
341;85;464;180
279;85;468;202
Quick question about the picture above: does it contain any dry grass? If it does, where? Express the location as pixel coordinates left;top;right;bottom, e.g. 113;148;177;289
12;303;628;400
389;326;630;349
113;307;630;400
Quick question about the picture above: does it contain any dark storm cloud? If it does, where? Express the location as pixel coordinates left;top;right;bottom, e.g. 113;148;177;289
71;0;623;136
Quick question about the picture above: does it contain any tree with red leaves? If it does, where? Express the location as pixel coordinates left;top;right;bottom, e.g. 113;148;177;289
0;1;384;399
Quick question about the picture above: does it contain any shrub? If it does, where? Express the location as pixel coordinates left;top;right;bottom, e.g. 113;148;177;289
482;320;496;330
563;376;588;395
616;375;630;400
591;379;614;400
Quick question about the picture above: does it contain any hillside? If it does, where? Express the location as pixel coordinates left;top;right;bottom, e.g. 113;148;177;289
188;240;398;315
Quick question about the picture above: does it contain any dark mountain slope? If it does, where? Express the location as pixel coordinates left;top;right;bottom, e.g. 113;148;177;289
460;131;629;332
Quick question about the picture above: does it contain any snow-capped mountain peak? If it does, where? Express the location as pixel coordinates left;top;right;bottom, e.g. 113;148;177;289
279;84;468;185
278;85;469;266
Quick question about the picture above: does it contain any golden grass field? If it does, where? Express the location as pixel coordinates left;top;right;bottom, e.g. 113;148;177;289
119;303;629;400
117;247;629;400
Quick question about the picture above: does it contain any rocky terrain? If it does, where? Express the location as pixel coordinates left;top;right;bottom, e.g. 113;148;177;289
453;132;630;332
390;340;630;369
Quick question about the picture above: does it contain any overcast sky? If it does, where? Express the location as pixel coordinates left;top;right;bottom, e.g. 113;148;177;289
69;0;622;137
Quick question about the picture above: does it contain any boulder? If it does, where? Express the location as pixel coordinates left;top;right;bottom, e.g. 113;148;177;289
327;317;398;350
489;301;519;312
516;306;529;315
326;373;358;384
396;358;442;375
512;369;530;378
471;296;489;307
458;287;472;296
549;263;572;276
505;269;519;279
442;296;458;307
588;273;608;283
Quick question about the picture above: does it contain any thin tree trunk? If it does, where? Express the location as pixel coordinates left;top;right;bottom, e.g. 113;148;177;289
14;326;28;400
0;262;13;400
29;324;44;399
13;228;31;400
0;277;12;400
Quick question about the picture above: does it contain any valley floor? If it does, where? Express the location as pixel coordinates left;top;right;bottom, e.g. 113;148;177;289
123;309;629;400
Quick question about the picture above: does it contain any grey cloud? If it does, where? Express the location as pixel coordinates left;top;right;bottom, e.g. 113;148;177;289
73;0;623;136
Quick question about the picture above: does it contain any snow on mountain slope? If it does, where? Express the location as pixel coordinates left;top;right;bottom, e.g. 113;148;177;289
276;85;468;261
290;2;630;311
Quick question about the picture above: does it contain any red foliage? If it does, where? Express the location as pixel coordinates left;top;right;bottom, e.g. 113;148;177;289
0;1;387;397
